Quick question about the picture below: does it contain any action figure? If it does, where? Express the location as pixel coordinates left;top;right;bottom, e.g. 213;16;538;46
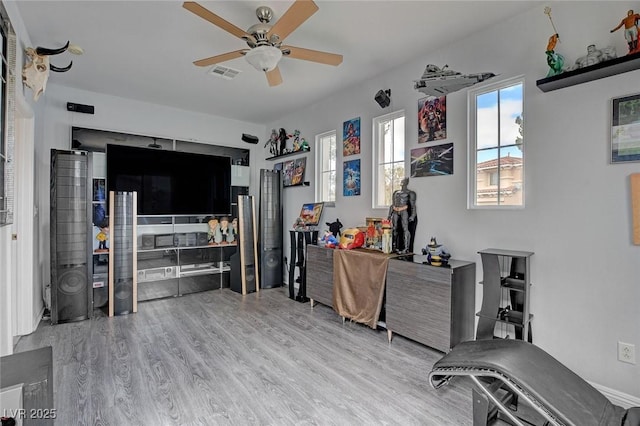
321;230;338;248
278;128;289;155
96;226;109;251
611;9;640;53
207;217;220;244
219;216;234;244
388;178;417;254
264;129;279;156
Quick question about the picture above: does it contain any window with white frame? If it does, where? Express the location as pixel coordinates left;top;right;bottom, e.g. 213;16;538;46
468;77;524;208
315;130;336;203
373;110;405;209
0;7;15;226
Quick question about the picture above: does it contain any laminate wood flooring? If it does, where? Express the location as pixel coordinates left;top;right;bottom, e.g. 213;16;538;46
14;288;474;425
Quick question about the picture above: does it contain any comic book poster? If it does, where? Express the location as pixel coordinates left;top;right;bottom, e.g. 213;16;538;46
418;96;446;143
343;117;361;156
343;159;361;196
282;157;306;186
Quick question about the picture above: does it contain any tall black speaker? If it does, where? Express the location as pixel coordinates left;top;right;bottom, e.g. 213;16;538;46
109;191;137;316
259;169;283;289
230;195;259;294
50;150;91;324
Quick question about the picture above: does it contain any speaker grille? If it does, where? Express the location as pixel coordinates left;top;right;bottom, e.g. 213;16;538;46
111;191;135;315
50;150;91;324
259;170;283;288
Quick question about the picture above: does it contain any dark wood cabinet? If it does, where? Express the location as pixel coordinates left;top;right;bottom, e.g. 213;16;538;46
386;256;476;353
306;245;334;307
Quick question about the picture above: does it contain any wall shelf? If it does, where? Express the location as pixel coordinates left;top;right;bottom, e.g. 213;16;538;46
266;149;310;161
536;52;640;92
284;182;310;188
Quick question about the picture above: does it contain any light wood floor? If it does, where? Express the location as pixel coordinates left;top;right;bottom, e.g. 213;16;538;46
15;287;474;425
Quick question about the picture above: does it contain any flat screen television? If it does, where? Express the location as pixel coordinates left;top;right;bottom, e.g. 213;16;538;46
106;144;231;216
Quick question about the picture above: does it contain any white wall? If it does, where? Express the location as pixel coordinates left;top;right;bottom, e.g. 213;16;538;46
269;2;640;400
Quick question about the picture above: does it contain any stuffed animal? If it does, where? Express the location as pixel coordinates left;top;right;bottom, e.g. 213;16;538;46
321;230;338;248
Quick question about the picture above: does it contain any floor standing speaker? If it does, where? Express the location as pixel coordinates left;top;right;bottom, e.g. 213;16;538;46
259;170;283;289
109;191;137;316
50;150;91;324
230;195;259;294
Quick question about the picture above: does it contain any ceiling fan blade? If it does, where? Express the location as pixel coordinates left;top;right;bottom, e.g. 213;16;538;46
266;67;283;87
183;2;251;41
267;0;319;42
193;50;246;67
282;46;343;66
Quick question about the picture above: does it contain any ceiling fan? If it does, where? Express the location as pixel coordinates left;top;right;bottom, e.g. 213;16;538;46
183;0;343;87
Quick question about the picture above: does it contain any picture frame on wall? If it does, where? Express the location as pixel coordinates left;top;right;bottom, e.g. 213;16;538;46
343;159;361;196
410;143;454;177
611;93;640;163
343;117;361;156
282;157;306;187
418;96;446;143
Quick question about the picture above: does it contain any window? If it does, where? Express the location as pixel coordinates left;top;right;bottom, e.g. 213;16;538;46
0;6;15;225
373;110;405;209
315;130;336;203
469;77;524;208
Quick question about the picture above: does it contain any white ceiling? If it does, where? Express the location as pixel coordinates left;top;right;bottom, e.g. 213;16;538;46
16;1;539;124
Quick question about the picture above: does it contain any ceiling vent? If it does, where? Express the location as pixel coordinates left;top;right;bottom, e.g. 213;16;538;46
208;65;241;80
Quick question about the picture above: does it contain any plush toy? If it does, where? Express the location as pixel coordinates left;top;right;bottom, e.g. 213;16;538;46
321;230;338;248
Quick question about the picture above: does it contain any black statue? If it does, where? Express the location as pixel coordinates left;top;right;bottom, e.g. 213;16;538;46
388;177;417;254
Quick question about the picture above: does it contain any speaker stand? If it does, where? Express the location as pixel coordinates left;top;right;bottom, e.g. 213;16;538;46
288;230;318;302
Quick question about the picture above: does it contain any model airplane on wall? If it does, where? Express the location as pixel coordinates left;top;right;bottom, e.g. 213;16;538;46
414;64;496;97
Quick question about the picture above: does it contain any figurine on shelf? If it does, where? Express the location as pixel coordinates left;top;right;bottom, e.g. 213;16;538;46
326;218;343;237
278;128;289;156
421;237;451;267
264;129;279;156
292;129;301;151
573;44;617;69
96;225;109;251
321;229;338;248
232;217;238;236
611;9;640;54
338;228;365;250
545;33;565;77
293;217;307;231
219;216;235;244
381;219;392;254
207;216;220;244
299;137;309;151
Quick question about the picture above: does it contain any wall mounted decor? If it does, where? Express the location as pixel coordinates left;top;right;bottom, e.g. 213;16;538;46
611;93;640;163
343;159;361;196
410;143;454;177
343;117;361;156
418;96;447;143
283;157;306;187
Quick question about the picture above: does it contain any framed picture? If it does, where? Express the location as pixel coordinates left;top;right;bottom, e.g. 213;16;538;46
343;117;361;156
93;178;106;202
274;162;283;171
418;96;446;143
299;202;324;226
282;157;306;187
343;159;361;196
611;93;640;163
410;143;454;177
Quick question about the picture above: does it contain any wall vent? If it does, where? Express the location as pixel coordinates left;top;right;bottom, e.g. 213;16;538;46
208;65;241;80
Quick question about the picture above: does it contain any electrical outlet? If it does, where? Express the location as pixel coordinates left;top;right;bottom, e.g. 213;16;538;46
618;342;636;364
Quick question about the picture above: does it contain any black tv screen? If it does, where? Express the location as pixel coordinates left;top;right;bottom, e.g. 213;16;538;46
106;144;231;216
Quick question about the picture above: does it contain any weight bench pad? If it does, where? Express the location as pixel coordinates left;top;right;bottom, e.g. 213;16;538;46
429;339;626;426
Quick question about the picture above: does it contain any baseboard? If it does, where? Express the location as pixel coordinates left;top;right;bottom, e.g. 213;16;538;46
590;381;640;409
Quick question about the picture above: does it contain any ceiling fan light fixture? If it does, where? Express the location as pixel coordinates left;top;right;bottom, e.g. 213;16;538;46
245;45;282;72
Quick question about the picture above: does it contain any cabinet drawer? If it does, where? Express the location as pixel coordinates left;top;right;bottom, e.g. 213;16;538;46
307;246;334;306
388;259;451;284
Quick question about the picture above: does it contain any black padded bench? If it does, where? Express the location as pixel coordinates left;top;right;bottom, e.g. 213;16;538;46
429;339;639;426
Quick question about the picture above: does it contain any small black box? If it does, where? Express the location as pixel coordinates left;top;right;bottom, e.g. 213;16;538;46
67;102;95;114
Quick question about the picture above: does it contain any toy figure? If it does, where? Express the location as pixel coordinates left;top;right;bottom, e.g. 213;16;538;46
299;137;309;151
338;228;364;250
96;226;109;251
573;44;611;69
421;237;451;267
231;218;238;237
207;217;220;244
611;9;640;54
278;128;289;155
292;129;301;151
264;129;279;156
219;216;234;244
321;230;338;248
388;177;417;254
293;217;307;231
326;219;343;237
381;219;392;254
545;33;565;77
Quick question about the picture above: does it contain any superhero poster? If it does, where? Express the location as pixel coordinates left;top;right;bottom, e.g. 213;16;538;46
343;117;361;156
418;96;446;143
343;159;361;196
410;143;453;177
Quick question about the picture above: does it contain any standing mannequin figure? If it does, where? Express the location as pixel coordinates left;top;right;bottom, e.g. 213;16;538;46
388;178;417;254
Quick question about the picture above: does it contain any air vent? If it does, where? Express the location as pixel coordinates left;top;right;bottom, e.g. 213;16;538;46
208;65;242;80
